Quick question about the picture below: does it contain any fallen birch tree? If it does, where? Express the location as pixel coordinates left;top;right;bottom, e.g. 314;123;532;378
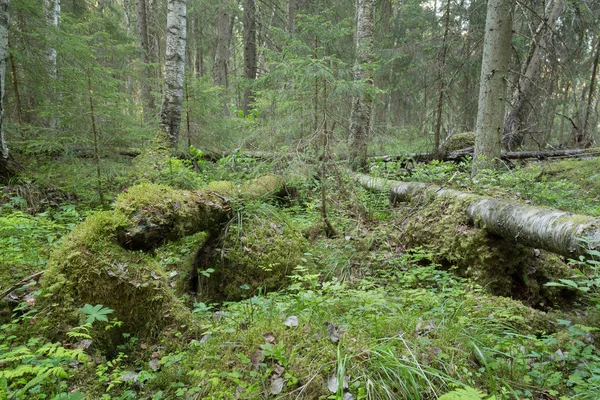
352;172;600;259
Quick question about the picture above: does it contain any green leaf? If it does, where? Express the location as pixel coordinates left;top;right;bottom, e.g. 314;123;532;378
79;304;114;324
439;387;489;400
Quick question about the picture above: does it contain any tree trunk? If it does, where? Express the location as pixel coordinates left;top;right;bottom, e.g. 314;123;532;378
581;34;600;145
135;0;155;120
503;0;563;150
243;0;257;116
287;0;295;33
213;6;232;114
0;0;9;161
352;172;600;259
434;0;451;157
472;0;514;174
348;0;375;171
44;0;59;129
159;0;186;148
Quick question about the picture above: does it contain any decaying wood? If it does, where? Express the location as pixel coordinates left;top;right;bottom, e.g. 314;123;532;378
352;172;600;259
372;147;600;164
1;270;46;300
116;174;288;250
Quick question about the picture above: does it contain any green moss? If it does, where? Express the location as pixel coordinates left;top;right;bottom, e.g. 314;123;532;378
40;210;193;349
398;195;573;307
203;180;237;197
441;131;475;152
199;204;308;301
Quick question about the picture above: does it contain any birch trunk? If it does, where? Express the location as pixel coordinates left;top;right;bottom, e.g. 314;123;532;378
348;0;375;171
503;0;563;150
44;0;59;129
0;0;8;160
472;0;514;174
352;172;600;259
159;0;186;148
243;0;257;116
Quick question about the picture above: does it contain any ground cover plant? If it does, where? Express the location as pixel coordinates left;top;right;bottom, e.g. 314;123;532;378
1;154;600;400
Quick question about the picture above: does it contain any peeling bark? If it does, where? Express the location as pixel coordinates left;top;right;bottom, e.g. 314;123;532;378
159;0;186;148
352;172;600;258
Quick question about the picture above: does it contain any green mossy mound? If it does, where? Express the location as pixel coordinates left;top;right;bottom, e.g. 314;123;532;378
397;196;574;307
441;131;475;152
115;182;231;250
40;211;192;347
198;205;308;301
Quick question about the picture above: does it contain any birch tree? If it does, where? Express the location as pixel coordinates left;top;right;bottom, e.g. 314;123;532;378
44;0;59;129
348;0;375;171
159;0;187;148
472;0;514;174
0;0;8;162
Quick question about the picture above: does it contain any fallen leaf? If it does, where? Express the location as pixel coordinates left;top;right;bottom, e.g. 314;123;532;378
263;332;275;343
74;339;92;350
324;322;340;343
151;351;161;359
149;359;160;371
344;393;355;400
140;343;148;350
284;315;299;328
273;363;285;377
269;377;285;395
250;349;263;371
302;322;311;333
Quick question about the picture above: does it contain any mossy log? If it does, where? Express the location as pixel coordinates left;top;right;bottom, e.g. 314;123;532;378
371;147;600;164
352;173;600;258
115;174;287;250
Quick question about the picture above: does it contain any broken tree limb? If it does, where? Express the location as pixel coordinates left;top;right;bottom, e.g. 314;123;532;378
351;172;600;259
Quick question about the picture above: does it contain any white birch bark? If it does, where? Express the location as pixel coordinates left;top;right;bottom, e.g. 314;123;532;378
0;0;8;159
352;172;600;259
44;0;59;129
159;0;186;148
348;0;376;171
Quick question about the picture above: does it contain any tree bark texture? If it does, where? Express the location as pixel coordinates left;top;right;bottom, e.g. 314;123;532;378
243;0;257;115
582;34;600;143
159;0;186;148
135;0;155;119
352;172;600;259
44;0;59;129
0;0;9;160
434;0;451;157
503;0;563;150
213;6;232;114
348;0;375;171
472;0;514;174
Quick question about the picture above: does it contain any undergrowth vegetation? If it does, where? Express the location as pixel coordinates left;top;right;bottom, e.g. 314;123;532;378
2;156;600;399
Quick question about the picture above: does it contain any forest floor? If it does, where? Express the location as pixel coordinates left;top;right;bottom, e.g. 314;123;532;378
1;153;600;399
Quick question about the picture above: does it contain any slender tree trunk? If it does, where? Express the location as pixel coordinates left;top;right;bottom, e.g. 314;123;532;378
0;0;9;160
287;0;295;33
136;0;155;121
503;0;563;150
472;0;514;174
213;6;231;114
8;51;21;124
44;0;59;129
582;35;600;144
243;0;257;115
434;0;451;157
159;0;187;148
348;0;376;171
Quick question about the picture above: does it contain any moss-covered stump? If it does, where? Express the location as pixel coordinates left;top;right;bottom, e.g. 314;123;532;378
197;205;308;302
441;131;475;153
398;198;575;307
40;211;192;347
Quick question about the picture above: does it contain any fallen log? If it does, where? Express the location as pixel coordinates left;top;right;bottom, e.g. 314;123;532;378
352;173;600;259
371;147;600;164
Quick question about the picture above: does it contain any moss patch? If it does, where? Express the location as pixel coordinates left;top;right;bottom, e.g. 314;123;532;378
40;211;192;348
397;196;574;308
441;131;475;152
198;205;308;302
